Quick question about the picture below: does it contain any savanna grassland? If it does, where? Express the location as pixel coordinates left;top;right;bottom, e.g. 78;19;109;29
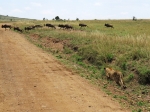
11;19;150;112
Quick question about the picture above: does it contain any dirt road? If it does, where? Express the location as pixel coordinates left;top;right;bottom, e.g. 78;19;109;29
0;26;129;112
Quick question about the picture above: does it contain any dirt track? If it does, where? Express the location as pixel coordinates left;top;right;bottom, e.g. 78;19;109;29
0;26;129;112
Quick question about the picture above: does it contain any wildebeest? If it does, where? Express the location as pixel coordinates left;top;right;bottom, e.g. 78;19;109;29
34;25;43;28
104;23;114;28
104;67;126;89
1;24;12;30
58;24;66;29
24;26;34;31
79;23;88;28
58;24;73;30
14;27;23;33
64;24;73;30
44;24;56;29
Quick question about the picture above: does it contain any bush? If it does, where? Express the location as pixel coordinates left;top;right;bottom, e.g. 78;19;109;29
137;67;150;84
121;62;127;70
96;53;114;65
126;74;134;82
63;47;72;54
100;67;106;79
106;53;114;63
78;47;98;64
130;49;146;60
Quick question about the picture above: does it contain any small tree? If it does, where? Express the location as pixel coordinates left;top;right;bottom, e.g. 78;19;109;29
55;16;60;20
133;16;137;21
76;18;79;21
43;18;45;21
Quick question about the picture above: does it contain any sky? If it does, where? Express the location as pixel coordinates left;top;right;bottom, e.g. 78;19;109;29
0;0;150;20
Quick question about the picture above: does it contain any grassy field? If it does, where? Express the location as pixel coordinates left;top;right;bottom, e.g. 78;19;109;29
11;19;150;112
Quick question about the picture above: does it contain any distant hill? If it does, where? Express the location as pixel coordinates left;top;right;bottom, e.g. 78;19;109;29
0;15;36;21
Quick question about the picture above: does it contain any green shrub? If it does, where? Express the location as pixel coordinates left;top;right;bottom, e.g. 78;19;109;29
137;67;150;84
137;101;145;106
71;54;83;62
130;49;146;60
126;74;134;82
63;47;72;54
100;67;106;79
95;53;114;65
116;56;128;70
78;47;98;64
106;53;114;63
121;62;127;70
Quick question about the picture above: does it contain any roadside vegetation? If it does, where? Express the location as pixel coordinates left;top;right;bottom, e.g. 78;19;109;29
10;19;150;112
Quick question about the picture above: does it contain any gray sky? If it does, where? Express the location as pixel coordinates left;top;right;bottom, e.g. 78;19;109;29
0;0;149;20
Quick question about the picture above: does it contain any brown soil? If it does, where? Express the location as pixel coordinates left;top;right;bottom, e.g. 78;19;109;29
0;25;130;112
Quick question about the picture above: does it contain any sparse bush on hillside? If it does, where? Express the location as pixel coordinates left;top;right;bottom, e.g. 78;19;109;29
96;53;114;64
63;47;73;54
120;62;127;70
130;49;147;60
117;57;128;70
78;46;98;64
71;54;83;62
105;53;114;63
126;74;134;82
137;66;150;84
100;67;106;79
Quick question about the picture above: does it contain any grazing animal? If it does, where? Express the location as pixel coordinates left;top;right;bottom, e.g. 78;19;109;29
104;67;126;89
104;23;114;28
79;23;88;28
44;24;56;29
34;25;43;28
64;24;73;30
30;25;36;29
58;24;66;29
24;26;34;31
14;27;23;33
1;24;12;30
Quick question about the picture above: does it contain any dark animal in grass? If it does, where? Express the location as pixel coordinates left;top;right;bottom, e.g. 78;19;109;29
24;26;34;31
34;25;43;28
1;24;12;30
79;23;88;28
44;24;56;29
104;23;114;28
14;27;23;33
64;24;73;30
58;24;66;29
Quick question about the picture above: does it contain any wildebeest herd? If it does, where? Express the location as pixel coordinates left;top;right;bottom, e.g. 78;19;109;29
1;23;114;33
